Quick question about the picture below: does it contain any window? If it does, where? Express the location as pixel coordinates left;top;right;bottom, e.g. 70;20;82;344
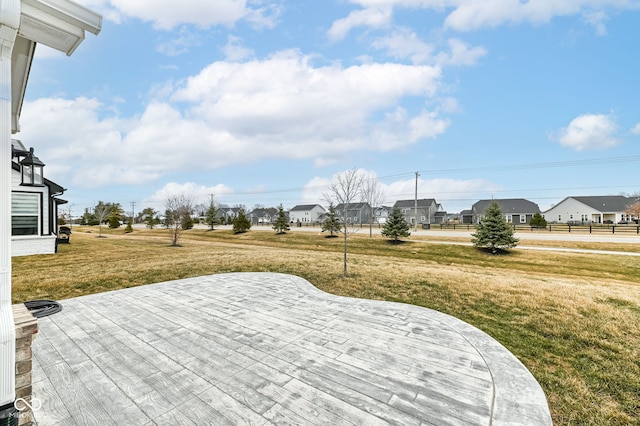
558;215;562;221
420;216;425;222
506;215;512;223
520;215;527;223
12;193;39;236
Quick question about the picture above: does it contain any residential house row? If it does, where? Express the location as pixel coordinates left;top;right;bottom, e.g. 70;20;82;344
213;195;639;229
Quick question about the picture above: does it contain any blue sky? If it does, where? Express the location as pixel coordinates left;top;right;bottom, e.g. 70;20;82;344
18;0;640;217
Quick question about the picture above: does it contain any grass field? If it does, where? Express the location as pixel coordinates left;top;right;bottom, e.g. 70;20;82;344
12;226;640;425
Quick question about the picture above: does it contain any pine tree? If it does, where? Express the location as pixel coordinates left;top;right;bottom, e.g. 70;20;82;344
272;205;290;234
124;220;133;233
471;201;519;254
530;212;547;228
381;207;411;242
205;204;219;230
232;209;252;234
321;204;341;237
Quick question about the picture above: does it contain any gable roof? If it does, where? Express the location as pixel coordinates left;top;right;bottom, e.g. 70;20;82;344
335;202;370;210
393;199;436;208
290;204;322;211
566;196;633;212
473;199;540;215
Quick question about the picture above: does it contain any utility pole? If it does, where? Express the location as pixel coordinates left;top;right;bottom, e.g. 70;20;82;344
130;201;136;224
414;171;419;232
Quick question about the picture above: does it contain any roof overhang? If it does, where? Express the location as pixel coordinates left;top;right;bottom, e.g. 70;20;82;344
10;0;102;133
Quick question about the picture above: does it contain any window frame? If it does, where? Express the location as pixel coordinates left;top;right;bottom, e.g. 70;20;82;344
12;192;41;236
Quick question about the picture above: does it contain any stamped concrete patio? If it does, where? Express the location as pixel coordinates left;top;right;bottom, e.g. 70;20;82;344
31;272;552;425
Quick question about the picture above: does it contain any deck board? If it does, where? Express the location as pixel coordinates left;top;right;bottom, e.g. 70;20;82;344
32;272;551;425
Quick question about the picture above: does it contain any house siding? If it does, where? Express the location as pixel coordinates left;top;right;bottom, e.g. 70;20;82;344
12;235;57;256
289;205;325;223
11;165;58;256
543;196;631;224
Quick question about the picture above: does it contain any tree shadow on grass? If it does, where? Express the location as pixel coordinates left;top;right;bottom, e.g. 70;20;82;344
324;235;339;239
385;240;408;245
476;247;516;256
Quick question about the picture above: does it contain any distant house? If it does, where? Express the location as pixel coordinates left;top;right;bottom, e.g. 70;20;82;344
289;204;325;223
216;207;242;223
373;206;392;224
543;196;635;224
472;199;541;225
11;139;67;256
334;202;371;225
460;209;474;224
249;207;278;225
393;199;439;225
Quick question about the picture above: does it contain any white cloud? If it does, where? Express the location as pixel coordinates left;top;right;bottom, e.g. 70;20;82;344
328;7;393;41
20;51;450;189
78;0;267;30
371;28;435;64
300;171;503;211
371;29;486;67
553;113;620;151
436;38;487;66
631;123;640;135
156;30;201;56
334;0;636;34
380;176;503;207
222;35;255;61
142;182;234;210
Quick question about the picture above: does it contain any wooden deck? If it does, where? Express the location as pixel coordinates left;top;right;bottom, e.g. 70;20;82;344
31;272;551;425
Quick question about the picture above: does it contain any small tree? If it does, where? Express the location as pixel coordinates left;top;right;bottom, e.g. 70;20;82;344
93;202;113;237
124;220;133;233
381;207;411;242
181;214;194;230
142;207;159;229
205;203;219;230
165;194;193;246
323;169;364;277
530;212;547;228
108;215;121;229
232;209;251;234
272;205;290;234
321;203;341;237
360;175;385;238
471;201;519;254
624;201;640;223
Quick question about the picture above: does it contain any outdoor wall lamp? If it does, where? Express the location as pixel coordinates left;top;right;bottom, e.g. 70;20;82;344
20;147;45;186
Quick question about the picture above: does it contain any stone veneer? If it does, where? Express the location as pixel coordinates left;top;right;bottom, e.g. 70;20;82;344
13;304;37;426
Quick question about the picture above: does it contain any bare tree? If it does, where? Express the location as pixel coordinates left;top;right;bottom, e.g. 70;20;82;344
360;174;385;238
323;169;364;277
624;201;640;223
165;194;194;246
93;201;113;237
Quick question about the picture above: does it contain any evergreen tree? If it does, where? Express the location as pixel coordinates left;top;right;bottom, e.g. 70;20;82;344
471;201;519;254
181;215;194;230
272;205;290;234
232;209;252;234
530;212;547;228
108;215;121;229
321;204;341;237
124;220;133;233
205;203;219;230
142;208;159;229
381;207;411;242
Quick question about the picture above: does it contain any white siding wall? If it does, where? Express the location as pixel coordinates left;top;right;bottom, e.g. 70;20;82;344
12;235;57;256
11;166;54;256
543;198;615;224
290;206;324;223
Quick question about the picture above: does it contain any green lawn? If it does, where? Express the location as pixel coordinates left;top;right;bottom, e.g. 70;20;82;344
12;226;640;425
